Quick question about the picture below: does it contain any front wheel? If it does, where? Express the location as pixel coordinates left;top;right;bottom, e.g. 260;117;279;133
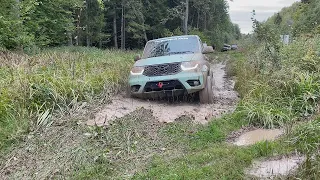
199;73;215;104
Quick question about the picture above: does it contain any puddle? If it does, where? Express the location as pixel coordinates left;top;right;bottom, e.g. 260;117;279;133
247;156;305;179
233;129;284;146
86;97;236;126
87;63;239;126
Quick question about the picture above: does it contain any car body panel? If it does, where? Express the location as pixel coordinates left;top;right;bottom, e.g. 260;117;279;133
134;53;203;67
129;70;206;93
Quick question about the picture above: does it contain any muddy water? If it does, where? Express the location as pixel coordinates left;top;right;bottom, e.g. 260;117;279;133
233;129;284;146
87;63;239;126
247;156;305;179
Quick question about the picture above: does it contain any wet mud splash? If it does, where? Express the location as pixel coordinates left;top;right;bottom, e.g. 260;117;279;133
87;63;239;126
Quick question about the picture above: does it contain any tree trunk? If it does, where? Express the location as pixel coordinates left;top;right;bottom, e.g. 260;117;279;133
204;12;207;30
86;0;90;47
141;12;148;42
99;30;102;48
121;1;125;50
184;0;189;35
197;10;200;29
113;8;118;49
68;33;73;46
143;29;148;43
76;8;82;46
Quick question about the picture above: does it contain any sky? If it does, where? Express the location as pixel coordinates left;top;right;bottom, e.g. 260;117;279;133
228;0;300;34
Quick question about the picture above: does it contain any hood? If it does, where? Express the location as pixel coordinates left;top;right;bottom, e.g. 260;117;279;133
134;53;203;66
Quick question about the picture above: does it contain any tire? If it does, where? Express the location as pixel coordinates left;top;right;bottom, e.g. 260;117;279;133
199;71;215;104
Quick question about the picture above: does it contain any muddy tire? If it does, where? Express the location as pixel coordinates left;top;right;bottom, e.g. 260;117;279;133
199;72;214;104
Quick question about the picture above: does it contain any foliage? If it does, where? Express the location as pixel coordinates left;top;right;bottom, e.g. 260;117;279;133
290;118;320;178
265;0;320;37
231;35;320;128
0;0;239;50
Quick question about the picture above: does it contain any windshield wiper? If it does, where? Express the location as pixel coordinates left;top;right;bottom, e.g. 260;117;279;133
168;51;194;55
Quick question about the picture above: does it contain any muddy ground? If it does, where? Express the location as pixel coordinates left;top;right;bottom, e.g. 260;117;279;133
87;63;239;126
0;63;238;179
0;62;240;179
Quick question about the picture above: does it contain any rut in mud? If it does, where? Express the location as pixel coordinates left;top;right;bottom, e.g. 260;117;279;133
87;63;239;126
0;62;239;179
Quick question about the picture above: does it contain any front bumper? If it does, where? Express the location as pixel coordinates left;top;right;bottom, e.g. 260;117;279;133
129;71;206;97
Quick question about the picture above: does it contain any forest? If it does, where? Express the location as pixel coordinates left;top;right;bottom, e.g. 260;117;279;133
0;0;241;50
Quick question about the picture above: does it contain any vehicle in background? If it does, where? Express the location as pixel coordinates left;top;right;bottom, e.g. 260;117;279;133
128;35;215;104
231;44;238;50
203;43;215;53
221;44;231;52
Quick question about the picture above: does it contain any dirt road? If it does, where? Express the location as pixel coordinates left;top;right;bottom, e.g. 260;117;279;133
0;62;239;179
87;63;239;126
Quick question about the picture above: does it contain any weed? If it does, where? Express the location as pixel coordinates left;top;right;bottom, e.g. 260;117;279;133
289;118;320;177
0;47;135;151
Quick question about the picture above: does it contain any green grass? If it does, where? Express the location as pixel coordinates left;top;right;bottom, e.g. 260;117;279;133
0;46;135;151
1;38;320;179
129;113;293;180
69;112;293;179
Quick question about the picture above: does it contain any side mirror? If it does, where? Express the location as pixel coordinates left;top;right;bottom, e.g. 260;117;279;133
134;54;141;61
202;46;214;54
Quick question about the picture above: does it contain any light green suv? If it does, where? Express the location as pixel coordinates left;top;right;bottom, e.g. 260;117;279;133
128;35;214;103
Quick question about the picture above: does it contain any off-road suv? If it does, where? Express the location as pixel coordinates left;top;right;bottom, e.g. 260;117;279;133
128;35;214;103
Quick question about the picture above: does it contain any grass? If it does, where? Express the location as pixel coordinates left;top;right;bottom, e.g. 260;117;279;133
0;46;135;151
132;114;292;180
1;37;320;179
223;35;320;178
70;111;292;180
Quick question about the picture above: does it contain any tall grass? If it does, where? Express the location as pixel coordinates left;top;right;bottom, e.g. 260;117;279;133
0;47;135;150
227;35;320;178
290;118;320;178
230;35;320;128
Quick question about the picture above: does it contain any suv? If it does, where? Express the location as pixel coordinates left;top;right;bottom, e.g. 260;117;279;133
231;44;238;50
128;35;214;103
221;44;231;52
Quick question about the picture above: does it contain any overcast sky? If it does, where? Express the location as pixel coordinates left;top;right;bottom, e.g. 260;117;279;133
228;0;300;34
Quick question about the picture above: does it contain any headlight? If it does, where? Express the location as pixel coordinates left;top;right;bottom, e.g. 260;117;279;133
181;61;199;71
130;66;144;75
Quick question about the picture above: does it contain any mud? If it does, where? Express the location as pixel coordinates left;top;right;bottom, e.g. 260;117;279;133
247;155;305;179
87;63;239;126
233;129;284;146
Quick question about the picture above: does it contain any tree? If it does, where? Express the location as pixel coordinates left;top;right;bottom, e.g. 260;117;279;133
184;0;189;35
0;0;241;50
274;13;282;25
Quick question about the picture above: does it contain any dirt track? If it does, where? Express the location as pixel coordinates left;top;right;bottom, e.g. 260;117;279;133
87;63;239;126
0;62;239;179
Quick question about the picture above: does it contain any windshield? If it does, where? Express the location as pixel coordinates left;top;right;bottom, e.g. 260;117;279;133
142;36;200;59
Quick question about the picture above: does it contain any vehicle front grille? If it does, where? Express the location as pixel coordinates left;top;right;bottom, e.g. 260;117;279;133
143;62;182;77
